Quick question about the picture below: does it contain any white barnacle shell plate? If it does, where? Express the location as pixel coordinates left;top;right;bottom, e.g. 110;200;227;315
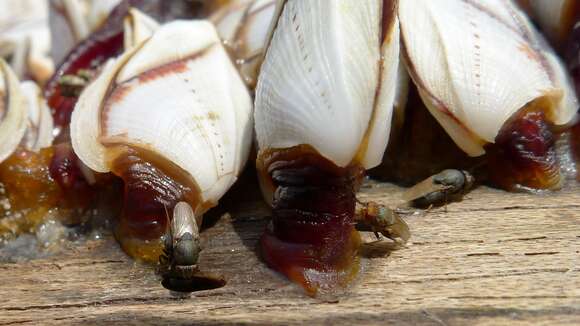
399;0;578;156
71;20;253;205
123;8;160;50
212;0;278;51
255;0;399;169
19;81;54;152
0;60;27;162
0;60;52;161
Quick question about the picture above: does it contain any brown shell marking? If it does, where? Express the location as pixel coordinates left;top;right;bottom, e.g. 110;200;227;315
99;44;216;139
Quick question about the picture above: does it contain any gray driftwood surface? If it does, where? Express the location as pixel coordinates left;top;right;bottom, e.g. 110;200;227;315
1;179;579;325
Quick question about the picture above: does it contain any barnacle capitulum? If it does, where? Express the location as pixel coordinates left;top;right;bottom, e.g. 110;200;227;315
399;0;578;192
255;0;402;295
71;20;253;262
0;0;54;84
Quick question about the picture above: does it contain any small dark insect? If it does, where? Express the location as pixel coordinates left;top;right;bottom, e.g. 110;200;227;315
402;169;475;207
355;201;411;244
58;69;95;98
158;202;225;292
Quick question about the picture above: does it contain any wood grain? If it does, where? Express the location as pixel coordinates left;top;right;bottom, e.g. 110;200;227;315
0;179;579;325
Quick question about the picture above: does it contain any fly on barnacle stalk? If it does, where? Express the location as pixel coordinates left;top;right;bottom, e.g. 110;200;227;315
158;202;226;293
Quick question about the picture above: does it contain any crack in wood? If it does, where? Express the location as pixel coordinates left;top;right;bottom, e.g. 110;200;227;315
0;320;35;326
466;252;501;256
498;236;548;242
524;252;560;256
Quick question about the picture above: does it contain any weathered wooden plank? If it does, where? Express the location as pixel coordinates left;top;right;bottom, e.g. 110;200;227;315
0;182;579;325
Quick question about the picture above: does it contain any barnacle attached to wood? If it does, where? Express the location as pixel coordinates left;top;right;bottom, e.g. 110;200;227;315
398;0;578;192
71;20;253;262
254;0;405;295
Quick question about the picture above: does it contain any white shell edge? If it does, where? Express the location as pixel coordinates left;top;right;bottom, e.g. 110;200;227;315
0;60;28;162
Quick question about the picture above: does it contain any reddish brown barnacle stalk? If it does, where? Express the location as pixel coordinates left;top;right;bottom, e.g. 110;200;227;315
257;146;364;295
49;142;96;209
109;147;204;261
486;105;562;191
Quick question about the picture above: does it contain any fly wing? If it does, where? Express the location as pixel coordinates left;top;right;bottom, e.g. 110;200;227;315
171;202;199;241
401;176;448;202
